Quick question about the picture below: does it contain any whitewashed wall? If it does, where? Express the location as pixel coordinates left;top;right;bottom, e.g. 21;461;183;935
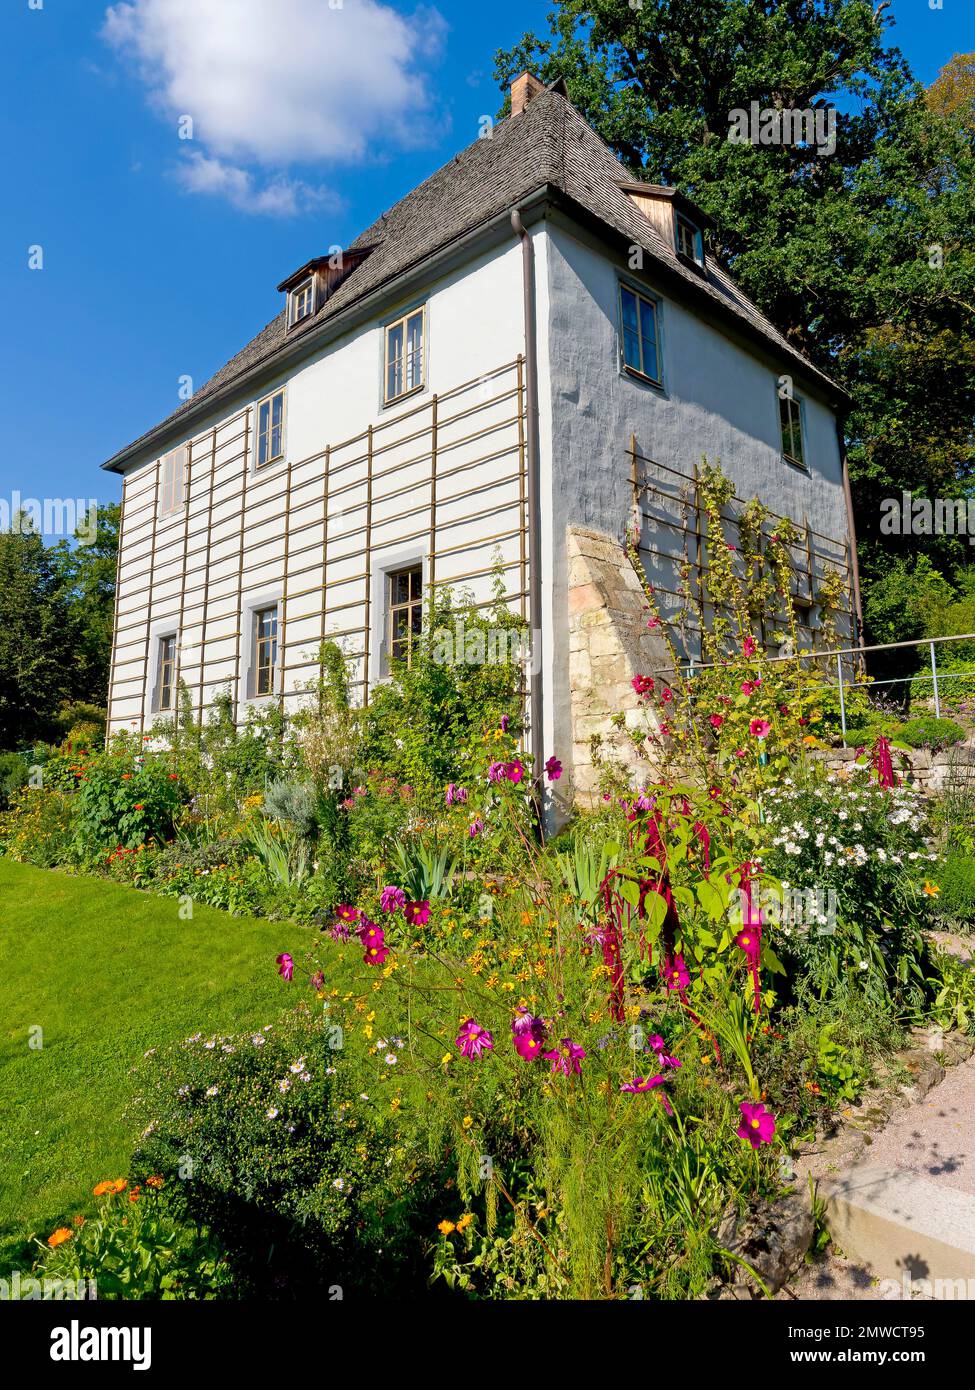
108;238;531;735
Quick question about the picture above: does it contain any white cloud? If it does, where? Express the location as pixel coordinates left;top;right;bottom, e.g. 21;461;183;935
175;151;340;217
102;0;447;212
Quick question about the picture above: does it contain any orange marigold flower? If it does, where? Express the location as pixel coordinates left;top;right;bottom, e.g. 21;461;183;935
47;1228;73;1248
145;1175;164;1189
93;1180;114;1196
437;1220;456;1236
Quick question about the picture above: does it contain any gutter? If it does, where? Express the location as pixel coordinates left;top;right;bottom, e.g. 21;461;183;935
510;207;546;823
837;413;865;653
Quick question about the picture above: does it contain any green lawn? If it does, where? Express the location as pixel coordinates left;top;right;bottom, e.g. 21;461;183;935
0;860;313;1265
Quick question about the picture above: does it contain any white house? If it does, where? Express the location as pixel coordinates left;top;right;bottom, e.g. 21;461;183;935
103;74;858;799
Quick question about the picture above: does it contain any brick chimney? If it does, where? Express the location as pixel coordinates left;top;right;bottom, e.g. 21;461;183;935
511;71;547;117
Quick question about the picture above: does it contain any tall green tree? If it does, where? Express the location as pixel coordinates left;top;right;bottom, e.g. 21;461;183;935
495;3;975;643
51;502;120;712
0;522;75;747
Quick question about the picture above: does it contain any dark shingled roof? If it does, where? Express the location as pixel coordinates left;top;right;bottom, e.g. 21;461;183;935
103;87;842;472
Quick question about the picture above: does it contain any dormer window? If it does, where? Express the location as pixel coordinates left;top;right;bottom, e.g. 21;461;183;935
675;212;704;267
289;278;315;327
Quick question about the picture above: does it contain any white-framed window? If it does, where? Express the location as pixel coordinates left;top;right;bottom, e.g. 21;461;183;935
779;390;806;467
155;634;177;711
619;283;661;384
384;306;425;404
256;389;286;469
253;605;278;696
386;565;423;668
289;278;315;327
158;445;187;518
675;212;704;266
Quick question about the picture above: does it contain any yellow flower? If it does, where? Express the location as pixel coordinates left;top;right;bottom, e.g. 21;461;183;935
438;1220;456;1236
456;1212;473;1232
47;1227;73;1248
462;1115;473;1130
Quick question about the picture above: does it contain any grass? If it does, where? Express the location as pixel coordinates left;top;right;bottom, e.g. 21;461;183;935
0;859;314;1267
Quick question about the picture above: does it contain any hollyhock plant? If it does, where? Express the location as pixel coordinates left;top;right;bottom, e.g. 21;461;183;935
276;953;294;982
749;718;771;739
380;885;406;913
743;635;757;658
631;674;654;697
404;900;431;927
543;1038;586;1075
737;1100;776;1149
455;1019;494;1059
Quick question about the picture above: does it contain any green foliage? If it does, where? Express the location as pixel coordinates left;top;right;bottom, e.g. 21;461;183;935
898;716;966;751
132;1006;438;1296
73;751;184;853
357;578;527;800
0;751;28;810
933;851;975;925
34;1185;231;1300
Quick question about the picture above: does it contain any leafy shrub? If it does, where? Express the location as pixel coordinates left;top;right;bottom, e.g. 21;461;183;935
898;716;965;751
911;658;975;706
132;1006;437;1296
74;752;184;853
34;1180;230;1300
933;851;975;924
0;751;29;810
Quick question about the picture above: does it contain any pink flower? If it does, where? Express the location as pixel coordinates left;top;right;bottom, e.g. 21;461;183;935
735;928;761;967
469;818;485;838
505;760;525;784
663;955;690;992
544;755;563;782
364;940;390;966
543;1038;586;1075
660;687;673;704
512;1007;547;1060
487;762;506;783
749;718;771;739
500;715;511;733
631;674;655;697
646;616;660;630
359;920;385;949
873;735;896;789
276;953;294;982
708;713;723;729
741;681;755;696
620;1074;674;1115
455;1019;494;1059
445;783;468;805
380;885;406;913
335;904;361;924
743;636;757;658
404;900;431;927
737;1100;776;1149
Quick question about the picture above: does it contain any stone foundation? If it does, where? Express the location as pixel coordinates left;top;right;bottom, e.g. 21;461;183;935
566;525;672;801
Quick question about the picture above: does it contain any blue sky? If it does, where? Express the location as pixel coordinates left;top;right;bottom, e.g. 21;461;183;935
1;0;971;533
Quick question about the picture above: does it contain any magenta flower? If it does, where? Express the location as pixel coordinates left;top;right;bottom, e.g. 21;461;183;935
487;761;506;783
445;782;468;805
749;718;771;738
735;927;761;967
380;885;406;913
663;955;690;992
873;734;896;789
404;900;431;927
276;952;294;982
737;1100;776;1149
631;674;654;697
310;970;325;991
544;755;563;782
455;1019;494;1059
743;635;757;658
364;940;390;966
620;1074;674;1114
469;817;485;838
511;1008;547;1060
500;714;511;733
359;921;385;950
542;1038;586;1075
708;713;723;729
648;1035;680;1069
505;760;525;784
335;904;361;923
514;1031;546;1061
